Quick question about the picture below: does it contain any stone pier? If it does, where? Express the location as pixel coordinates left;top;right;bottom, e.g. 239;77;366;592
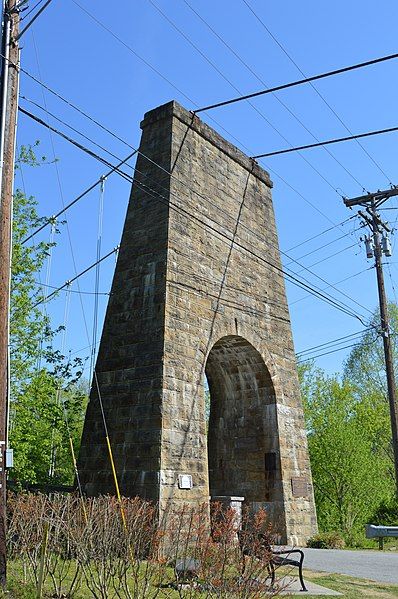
78;100;318;545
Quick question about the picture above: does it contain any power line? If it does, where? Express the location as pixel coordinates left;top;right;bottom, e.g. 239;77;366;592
294;242;359;272
296;328;373;357
70;0;196;107
285;216;355;252
283;242;371;316
180;0;366;191
290;267;372;307
131;176;368;323
21;150;137;244
12;47;343;229
32;246;119;309
19;106;133;182
167;280;290;324
297;338;377;363
34;282;110;296
26;40;126;505
252;125;398;159
21;95;137;169
20;0;45;21
147;0;350;197
60;5;349;226
241;0;393;185
16;0;54;40
20;93;345;246
194;51;398;114
68;0;256;157
285;227;361;265
19;106;369;322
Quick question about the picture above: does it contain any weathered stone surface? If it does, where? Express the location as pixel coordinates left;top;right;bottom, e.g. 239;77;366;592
77;100;318;544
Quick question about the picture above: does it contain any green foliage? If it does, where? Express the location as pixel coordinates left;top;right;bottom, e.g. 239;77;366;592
370;497;398;526
343;304;398;480
9;144;88;487
344;303;398;398
301;363;393;544
10;187;52;392
300;305;398;544
10;372;87;486
306;531;345;549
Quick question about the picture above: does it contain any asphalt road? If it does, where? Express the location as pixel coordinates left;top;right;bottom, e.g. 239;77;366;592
302;548;398;584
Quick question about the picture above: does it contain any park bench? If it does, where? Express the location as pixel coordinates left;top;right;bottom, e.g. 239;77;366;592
238;531;307;592
365;524;398;550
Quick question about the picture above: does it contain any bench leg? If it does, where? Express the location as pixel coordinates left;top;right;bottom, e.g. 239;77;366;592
298;563;307;592
268;561;275;588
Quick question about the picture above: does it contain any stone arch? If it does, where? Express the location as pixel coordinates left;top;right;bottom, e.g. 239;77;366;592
205;335;283;507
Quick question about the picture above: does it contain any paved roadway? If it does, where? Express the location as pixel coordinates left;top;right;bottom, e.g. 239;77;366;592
302;548;398;584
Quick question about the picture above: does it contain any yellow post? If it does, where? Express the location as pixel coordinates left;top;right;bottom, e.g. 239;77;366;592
37;523;49;598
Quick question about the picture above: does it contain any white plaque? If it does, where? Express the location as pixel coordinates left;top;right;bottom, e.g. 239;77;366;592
178;474;192;489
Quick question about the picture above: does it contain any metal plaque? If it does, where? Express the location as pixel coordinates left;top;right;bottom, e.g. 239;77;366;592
291;477;309;498
178;474;193;489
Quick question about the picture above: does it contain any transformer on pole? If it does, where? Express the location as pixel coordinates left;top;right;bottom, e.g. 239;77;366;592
344;187;398;497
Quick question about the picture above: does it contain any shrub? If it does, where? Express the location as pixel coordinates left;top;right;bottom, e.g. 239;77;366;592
6;492;284;598
307;531;345;549
371;498;398;526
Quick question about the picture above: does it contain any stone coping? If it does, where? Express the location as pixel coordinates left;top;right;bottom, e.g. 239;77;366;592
140;100;273;189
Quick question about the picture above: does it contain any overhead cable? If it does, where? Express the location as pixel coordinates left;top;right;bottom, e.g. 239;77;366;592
13;51;342;227
285;216;355;252
241;0;393;185
180;0;366;191
296;338;377;363
19;107;368;322
194;51;398;114
252;125;398;159
296;328;373;357
147;0;350;197
32;246;120;309
21;150;137;244
59;6;353;224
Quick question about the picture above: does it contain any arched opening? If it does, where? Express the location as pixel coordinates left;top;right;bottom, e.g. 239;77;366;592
205;335;283;507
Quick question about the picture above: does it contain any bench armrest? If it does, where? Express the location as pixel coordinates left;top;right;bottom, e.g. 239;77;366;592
272;549;305;562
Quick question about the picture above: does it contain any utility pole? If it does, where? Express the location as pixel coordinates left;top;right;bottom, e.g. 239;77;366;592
0;0;19;586
344;187;398;496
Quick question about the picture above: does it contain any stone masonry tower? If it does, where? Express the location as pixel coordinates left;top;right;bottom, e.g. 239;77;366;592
78;101;317;545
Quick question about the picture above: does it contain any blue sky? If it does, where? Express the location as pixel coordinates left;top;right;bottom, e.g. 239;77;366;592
15;0;398;379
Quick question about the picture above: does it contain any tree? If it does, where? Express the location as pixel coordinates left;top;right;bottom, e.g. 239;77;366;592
344;303;398;398
9;144;87;486
10;144;54;395
343;304;398;480
300;363;393;543
10;372;87;485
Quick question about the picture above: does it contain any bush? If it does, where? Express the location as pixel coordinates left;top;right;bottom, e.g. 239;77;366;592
6;493;283;598
371;498;398;525
307;531;345;549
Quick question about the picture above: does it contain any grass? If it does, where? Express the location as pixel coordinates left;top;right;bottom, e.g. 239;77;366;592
287;569;398;598
4;560;398;598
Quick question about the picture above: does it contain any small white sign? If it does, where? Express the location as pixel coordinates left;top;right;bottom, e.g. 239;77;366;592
178;474;192;489
5;449;13;468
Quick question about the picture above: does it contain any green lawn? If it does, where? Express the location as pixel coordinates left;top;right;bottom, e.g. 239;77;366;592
4;561;398;598
288;570;398;598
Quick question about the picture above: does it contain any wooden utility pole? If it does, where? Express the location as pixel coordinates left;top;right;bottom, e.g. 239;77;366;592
0;0;19;586
344;188;398;496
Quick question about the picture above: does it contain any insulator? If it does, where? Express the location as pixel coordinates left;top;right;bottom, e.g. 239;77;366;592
365;236;374;259
382;233;392;257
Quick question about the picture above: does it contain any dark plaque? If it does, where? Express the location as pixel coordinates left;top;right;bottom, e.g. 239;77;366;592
264;452;277;471
291;477;309;498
